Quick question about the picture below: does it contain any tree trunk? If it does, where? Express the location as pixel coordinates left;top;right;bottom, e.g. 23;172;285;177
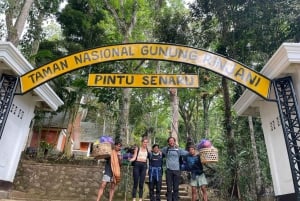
170;88;179;144
6;0;34;46
29;11;45;66
115;88;131;144
104;0;138;144
63;102;80;157
248;116;263;200
222;77;240;200
202;95;210;138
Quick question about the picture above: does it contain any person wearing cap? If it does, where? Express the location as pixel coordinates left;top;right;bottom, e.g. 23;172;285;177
185;145;208;201
96;140;122;201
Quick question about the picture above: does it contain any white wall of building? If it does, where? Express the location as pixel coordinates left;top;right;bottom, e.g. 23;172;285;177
0;94;35;182
259;100;294;195
0;42;64;184
233;43;300;197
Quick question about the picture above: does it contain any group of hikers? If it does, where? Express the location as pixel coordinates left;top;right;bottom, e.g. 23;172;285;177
96;136;208;201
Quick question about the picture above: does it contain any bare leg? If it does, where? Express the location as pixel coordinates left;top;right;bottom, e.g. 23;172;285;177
96;181;107;201
191;186;197;201
201;185;208;201
109;182;116;201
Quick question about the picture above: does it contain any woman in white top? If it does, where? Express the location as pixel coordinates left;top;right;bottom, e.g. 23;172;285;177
129;137;149;201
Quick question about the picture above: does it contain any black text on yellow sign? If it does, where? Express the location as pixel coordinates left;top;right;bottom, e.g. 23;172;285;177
20;43;271;99
88;74;199;88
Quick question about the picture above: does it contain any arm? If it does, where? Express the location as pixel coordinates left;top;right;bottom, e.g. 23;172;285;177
161;147;167;157
148;150;152;159
179;148;189;156
117;151;122;166
129;147;138;162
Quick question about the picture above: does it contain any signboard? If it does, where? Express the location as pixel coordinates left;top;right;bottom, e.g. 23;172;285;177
88;74;199;88
19;43;271;98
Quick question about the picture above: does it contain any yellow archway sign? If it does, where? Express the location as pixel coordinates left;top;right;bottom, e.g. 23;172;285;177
88;74;199;88
20;43;271;98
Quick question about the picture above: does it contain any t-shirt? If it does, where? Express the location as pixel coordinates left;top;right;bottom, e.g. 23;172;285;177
104;158;113;177
186;154;203;176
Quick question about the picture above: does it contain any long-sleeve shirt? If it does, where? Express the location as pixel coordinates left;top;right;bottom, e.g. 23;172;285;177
186;154;204;178
161;146;188;170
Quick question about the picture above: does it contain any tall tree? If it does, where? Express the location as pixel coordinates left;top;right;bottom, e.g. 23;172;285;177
104;0;136;142
190;0;300;199
153;1;193;143
20;0;63;65
58;0;155;145
5;0;34;46
248;116;263;198
103;0;154;144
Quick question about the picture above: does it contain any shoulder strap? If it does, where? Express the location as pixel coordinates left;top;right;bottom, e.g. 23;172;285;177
147;147;150;158
134;147;140;161
167;147;180;155
149;152;153;165
167;147;182;165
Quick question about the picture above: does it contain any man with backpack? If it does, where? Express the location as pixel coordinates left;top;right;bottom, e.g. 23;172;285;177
161;137;188;201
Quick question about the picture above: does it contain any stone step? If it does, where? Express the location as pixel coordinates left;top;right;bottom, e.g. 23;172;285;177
146;189;189;194
160;185;187;190
144;184;190;201
156;189;188;195
143;195;191;201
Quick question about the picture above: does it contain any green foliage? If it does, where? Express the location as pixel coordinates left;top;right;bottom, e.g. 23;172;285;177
188;0;299;199
33;40;67;66
154;4;190;44
18;0;299;199
129;88;171;145
57;0;108;49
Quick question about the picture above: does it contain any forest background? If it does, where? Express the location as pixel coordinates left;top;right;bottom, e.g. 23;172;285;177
0;0;300;200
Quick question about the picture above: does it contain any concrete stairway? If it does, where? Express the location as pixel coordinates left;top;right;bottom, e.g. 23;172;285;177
143;180;190;201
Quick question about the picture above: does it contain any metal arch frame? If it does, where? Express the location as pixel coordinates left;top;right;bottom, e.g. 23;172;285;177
0;74;18;139
274;76;300;200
